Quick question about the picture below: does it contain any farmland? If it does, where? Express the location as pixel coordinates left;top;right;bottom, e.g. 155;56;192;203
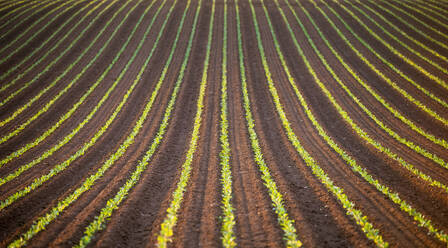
0;0;447;247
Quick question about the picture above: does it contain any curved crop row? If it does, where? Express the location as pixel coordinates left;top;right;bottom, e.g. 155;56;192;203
156;0;211;246
388;0;448;35
6;0;188;246
0;0;37;10
0;0;82;93
0;0;81;56
276;0;448;243
413;0;448;16
300;0;448;194
0;0;60;38
338;0;448;88
348;0;448;72
0;0;124;145
308;0;448;151
235;1;302;247
75;3;199;247
0;0;160;185
219;1;236;247
0;0;101;85
322;0;448;110
405;0;448;23
366;0;448;52
0;0;166;211
303;1;448;170
0;0;90;101
251;0;387;246
0;0;53;30
377;0;448;42
0;0;128;165
0;0;29;11
0;0;105;126
315;0;448;126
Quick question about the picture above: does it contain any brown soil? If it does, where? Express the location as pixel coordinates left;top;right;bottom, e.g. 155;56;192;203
0;0;447;247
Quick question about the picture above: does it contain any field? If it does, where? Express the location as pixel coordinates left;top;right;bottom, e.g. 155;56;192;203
0;0;448;247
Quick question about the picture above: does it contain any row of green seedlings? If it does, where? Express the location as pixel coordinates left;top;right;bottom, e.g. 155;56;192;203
0;0;171;211
0;0;107;126
0;0;53;29
337;0;448;89
336;0;448;98
341;0;448;149
77;2;199;247
315;0;448;127
219;1;236;247
314;0;448;170
0;0;81;56
0;0;62;40
235;0;302;246
306;0;448;194
426;0;448;7
413;0;448;16
366;0;448;52
0;0;162;187
277;0;448;243
388;0;448;37
250;0;387;246
0;0;27;11
156;0;211;246
323;0;448;111
0;0;114;108
405;0;448;23
0;0;84;93
378;0;448;42
0;0;29;8
0;0;132;167
0;0;98;104
323;0;448;151
0;0;102;90
6;0;188;246
0;0;126;142
349;0;448;78
0;0;68;67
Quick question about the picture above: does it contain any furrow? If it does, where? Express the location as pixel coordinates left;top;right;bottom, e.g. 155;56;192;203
250;0;387;246
273;0;448;244
0;0;162;212
0;0;128;147
0;0;105;126
156;0;211;246
313;0;448;127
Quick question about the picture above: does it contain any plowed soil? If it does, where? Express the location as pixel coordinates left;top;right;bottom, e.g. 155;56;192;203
1;0;447;247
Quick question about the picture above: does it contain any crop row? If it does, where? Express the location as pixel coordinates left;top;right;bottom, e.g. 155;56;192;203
318;0;448;127
306;0;448;194
0;0;81;62
338;0;448;90
274;0;447;243
353;0;448;64
367;0;448;52
297;1;448;169
0;0;136;172
0;0;162;187
236;0;302;246
0;0;53;30
0;0;107;127
0;0;100;97
157;0;210;246
249;0;388;246
0;0;167;211
6;0;182;246
218;1;236;247
387;0;448;38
